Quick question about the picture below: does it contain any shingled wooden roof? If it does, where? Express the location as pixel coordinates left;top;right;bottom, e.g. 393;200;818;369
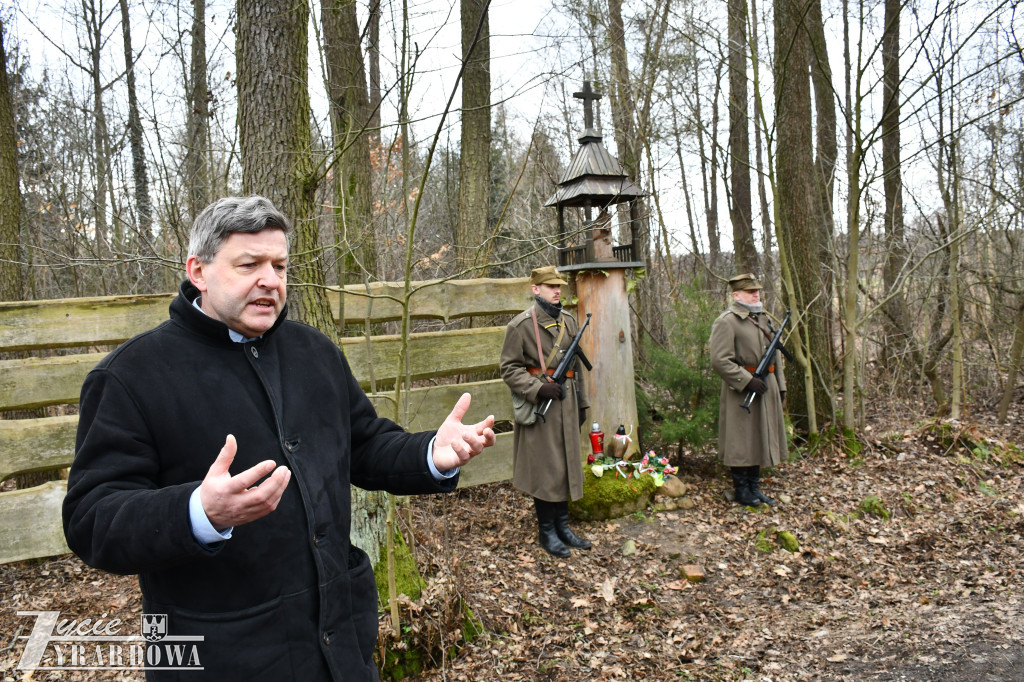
544;129;645;208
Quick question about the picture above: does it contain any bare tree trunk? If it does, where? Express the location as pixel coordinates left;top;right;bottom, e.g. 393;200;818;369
185;0;211;220
118;0;153;239
880;0;910;368
668;83;701;276
2;21;60;488
0;19;21;302
606;0;662;351
456;0;490;276
749;0;773;281
842;93;863;431
808;0;837;375
935;62;962;418
775;0;833;434
237;0;335;340
367;0;381;145
85;0;109;251
728;0;757;274
322;0;376;285
607;0;639;248
694;66;721;268
997;300;1024;423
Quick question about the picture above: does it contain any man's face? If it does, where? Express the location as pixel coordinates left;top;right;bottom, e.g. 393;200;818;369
186;229;288;338
732;288;761;306
532;282;562;305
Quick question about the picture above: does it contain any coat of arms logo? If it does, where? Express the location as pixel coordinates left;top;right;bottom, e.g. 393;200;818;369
141;614;167;642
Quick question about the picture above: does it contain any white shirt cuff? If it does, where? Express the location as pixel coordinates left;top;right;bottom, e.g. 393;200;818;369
189;486;233;546
426;436;459;480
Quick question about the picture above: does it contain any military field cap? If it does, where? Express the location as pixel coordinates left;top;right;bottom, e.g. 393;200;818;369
728;273;763;291
531;265;568;286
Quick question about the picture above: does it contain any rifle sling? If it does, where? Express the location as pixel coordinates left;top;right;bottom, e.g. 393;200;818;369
748;314;775;343
531;308;546;375
531;307;567;379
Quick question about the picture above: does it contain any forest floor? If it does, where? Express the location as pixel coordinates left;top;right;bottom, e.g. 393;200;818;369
2;404;1023;681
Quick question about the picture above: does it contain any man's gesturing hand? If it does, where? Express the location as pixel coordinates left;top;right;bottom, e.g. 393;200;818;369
432;393;496;471
199;434;291;531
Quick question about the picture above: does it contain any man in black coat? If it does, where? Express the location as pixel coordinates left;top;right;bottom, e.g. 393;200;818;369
62;195;496;681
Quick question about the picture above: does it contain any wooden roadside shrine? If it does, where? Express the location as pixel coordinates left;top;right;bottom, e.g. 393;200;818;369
546;80;646;455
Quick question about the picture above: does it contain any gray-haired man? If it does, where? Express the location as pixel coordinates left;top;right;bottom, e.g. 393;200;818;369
64;196;496;681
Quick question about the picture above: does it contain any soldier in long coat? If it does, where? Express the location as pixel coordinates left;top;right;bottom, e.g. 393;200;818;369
500;266;591;557
709;273;788;506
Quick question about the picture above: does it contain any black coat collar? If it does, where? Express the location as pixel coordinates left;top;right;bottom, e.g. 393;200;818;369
171;279;289;344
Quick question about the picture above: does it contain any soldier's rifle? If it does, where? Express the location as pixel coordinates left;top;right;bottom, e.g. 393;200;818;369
535;313;593;422
741;310;791;413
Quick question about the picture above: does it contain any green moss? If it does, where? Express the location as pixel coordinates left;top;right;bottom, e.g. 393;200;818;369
379;646;424;681
776;530;800;553
569;467;656;521
843;428;865;459
754;529;774;554
858;495;891;521
754;526;800;553
374;529;431;680
374;528;426;603
821;510;855;525
461;602;485;641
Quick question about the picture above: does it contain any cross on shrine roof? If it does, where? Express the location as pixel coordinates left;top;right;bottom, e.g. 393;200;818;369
545;80;644;209
573;81;601;131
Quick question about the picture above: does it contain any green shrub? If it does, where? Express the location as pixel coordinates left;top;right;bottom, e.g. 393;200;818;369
638;284;721;458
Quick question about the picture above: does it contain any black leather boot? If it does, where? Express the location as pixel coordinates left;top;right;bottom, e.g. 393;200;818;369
534;499;570;558
553;501;591;550
749;466;777;505
732;467;760;506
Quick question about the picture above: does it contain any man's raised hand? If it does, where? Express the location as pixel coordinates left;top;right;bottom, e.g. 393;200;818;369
432;393;496;471
199;434;291;530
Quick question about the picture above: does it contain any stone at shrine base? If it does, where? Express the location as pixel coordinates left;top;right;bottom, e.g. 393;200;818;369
569;466;656;521
682;565;706;583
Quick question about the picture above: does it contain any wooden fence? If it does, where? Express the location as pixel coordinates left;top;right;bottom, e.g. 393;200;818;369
0;277;532;565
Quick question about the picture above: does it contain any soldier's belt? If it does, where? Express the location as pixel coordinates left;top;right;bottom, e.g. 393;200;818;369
744;365;774;373
528;367;575;378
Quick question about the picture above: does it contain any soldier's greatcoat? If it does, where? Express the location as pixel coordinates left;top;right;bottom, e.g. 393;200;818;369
500;302;589;502
709;300;788;467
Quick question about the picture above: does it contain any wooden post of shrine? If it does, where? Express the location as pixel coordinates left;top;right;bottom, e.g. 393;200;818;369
572;213;639;458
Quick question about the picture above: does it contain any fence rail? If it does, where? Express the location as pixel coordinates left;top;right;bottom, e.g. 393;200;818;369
0;277;532;564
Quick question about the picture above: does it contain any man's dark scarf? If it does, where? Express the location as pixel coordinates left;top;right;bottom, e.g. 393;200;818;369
535;296;562;321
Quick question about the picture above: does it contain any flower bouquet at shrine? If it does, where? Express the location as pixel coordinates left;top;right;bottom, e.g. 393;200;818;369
589;450;677;487
572;438;676;520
